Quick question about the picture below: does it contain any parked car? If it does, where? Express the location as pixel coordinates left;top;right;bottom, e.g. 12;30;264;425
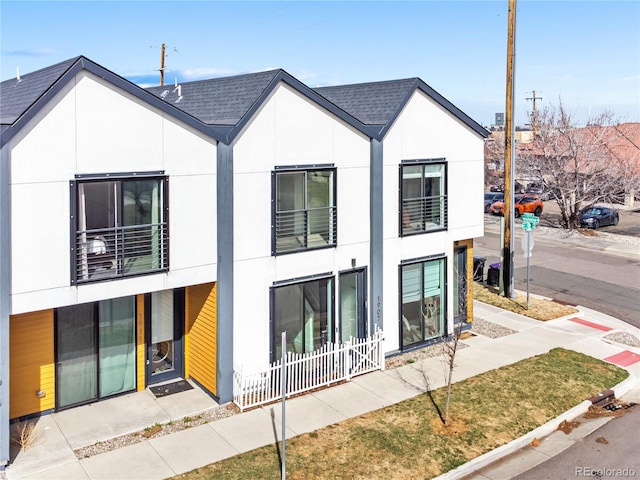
525;182;550;200
490;194;543;217
484;192;504;213
579;206;619;229
489;181;524;193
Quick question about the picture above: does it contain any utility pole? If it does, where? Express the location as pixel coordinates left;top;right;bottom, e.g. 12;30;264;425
525;90;542;117
159;43;166;86
526;90;542;135
502;0;517;298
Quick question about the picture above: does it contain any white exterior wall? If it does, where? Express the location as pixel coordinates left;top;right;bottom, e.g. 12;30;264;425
381;90;485;353
232;84;371;373
8;71;217;314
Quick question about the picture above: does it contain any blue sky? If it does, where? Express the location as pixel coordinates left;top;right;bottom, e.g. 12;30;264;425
1;1;638;127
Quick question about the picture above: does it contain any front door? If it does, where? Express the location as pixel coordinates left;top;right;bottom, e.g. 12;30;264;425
339;269;367;342
146;289;184;384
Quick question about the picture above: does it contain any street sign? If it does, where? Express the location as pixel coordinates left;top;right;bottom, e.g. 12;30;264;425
521;213;540;231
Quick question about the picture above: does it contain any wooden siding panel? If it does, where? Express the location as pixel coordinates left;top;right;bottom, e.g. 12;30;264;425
10;310;55;419
136;294;146;391
186;283;217;396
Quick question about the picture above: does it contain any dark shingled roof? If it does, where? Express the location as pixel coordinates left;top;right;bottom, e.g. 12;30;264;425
315;78;417;127
146;70;281;126
1;56;486;146
0;56;222;147
1;57;80;125
316;78;488;138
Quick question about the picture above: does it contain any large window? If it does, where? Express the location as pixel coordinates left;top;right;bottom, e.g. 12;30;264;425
400;161;447;235
56;296;136;409
271;276;334;361
72;174;168;284
273;167;336;254
400;257;445;349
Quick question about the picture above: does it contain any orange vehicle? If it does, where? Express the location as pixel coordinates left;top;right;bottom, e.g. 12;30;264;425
489;194;543;217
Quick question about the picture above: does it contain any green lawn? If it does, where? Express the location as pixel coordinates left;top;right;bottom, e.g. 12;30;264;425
174;348;627;480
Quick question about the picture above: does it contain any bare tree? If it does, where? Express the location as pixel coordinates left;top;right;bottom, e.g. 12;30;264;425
518;101;640;229
484;132;505;189
438;267;469;426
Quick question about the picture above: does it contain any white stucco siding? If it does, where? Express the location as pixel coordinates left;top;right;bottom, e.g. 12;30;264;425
8;71;218;315
169;175;217;271
11;182;71;295
232;257;273;373
75;73;164;173
379;90;485;353
10;81;78;185
231;83;371;371
447;157;485;237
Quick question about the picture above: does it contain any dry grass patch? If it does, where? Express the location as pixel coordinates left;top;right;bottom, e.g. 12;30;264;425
473;282;577;320
11;420;41;451
174;348;627;480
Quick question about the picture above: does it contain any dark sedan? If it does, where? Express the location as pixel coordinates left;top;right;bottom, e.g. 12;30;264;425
580;206;619;229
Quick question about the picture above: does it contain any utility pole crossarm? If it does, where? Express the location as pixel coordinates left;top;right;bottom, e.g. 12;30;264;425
526;90;543;118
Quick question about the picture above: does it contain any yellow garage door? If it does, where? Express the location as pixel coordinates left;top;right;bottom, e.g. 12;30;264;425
185;283;217;396
10;310;55;419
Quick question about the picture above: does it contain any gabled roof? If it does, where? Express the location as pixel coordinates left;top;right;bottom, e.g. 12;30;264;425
146;69;374;143
315;78;489;139
0;56;221;148
1;57;79;125
146;70;281;126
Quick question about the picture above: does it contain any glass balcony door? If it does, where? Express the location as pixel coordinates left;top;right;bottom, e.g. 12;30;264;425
56;297;136;409
339;269;367;343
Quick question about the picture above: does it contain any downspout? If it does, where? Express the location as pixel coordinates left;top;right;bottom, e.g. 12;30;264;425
216;143;234;403
0;144;11;469
370;139;383;333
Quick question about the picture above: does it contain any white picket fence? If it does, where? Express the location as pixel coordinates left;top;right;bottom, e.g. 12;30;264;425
233;329;385;411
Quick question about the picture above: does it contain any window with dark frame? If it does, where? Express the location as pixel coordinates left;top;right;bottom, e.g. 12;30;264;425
273;167;336;254
400;161;447;235
72;174;168;284
271;276;334;362
400;257;446;350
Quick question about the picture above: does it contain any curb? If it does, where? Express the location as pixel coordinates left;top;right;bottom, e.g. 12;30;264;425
434;375;639;480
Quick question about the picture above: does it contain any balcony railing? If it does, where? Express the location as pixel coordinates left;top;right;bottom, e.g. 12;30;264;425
75;223;168;283
401;195;448;235
275;206;337;254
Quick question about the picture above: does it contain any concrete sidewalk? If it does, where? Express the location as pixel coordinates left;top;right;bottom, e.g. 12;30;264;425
4;301;640;480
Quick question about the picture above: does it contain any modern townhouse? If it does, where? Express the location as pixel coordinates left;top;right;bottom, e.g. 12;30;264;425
0;57;222;467
0;56;487;468
316;80;488;354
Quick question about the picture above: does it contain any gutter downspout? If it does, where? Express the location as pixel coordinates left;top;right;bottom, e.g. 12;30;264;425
0;144;11;469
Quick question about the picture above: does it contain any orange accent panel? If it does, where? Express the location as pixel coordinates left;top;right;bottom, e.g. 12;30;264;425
136;294;146;391
185;283;217;396
10;310;55;419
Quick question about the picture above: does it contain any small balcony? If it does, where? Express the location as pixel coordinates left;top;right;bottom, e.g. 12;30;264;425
274;206;337;254
401;195;448;235
74;223;168;284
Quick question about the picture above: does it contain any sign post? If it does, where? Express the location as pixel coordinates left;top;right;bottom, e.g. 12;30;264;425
520;213;539;309
281;332;286;480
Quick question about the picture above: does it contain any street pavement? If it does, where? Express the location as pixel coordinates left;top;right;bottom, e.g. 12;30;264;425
3;297;639;480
